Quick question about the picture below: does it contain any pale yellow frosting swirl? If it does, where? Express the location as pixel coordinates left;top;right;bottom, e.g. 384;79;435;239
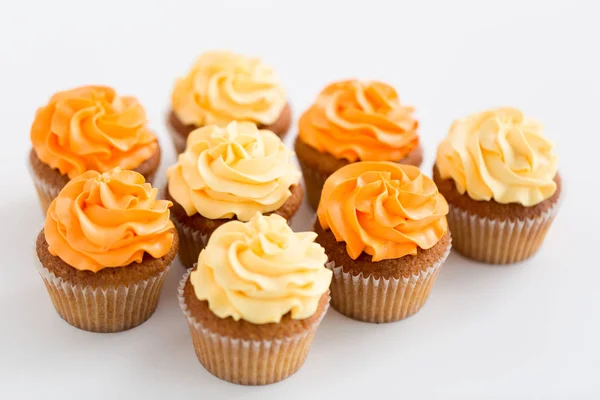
191;213;332;324
171;50;286;126
436;107;558;206
167;121;300;220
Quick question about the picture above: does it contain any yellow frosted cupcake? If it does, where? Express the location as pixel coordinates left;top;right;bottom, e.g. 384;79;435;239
178;213;332;385
168;50;291;153
166;121;303;268
433;107;561;264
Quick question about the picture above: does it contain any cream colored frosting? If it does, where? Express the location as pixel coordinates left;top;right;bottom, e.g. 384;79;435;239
436;107;558;206
190;213;332;324
167;121;300;221
171;50;286;127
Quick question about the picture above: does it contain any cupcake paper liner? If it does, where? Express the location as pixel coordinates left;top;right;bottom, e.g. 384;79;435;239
446;201;560;264
296;157;330;211
178;268;330;385
28;161;63;215
326;236;452;323
172;216;209;269
35;255;172;333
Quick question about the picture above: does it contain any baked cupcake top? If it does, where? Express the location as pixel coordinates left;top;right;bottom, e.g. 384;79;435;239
298;80;419;162
31;85;158;179
191;213;332;324
317;162;448;261
167;121;301;221
44;168;174;273
171;50;286;127
436;107;558;206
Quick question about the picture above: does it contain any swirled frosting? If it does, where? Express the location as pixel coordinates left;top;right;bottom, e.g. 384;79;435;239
44;169;174;272
436;107;558;206
317;162;448;261
190;213;332;324
167;121;300;221
298;80;419;162
31;85;158;179
171;50;286;127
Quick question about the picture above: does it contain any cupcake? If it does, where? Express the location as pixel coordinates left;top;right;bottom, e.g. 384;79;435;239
35;168;178;333
179;212;332;385
29;85;161;214
315;161;451;323
296;80;423;210
433;107;561;264
167;121;302;268
168;50;291;153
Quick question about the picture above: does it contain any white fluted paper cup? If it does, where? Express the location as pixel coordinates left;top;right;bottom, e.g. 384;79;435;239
178;268;330;385
35;248;172;333
326;236;452;323
172;216;209;269
446;201;560;264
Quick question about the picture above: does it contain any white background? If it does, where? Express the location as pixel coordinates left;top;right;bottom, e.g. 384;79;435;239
0;0;598;399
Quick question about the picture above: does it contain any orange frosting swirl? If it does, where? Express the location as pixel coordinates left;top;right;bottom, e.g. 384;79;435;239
317;162;448;261
31;85;158;179
44;169;175;273
298;80;419;162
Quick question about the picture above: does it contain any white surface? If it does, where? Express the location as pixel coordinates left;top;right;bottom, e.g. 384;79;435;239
0;0;599;399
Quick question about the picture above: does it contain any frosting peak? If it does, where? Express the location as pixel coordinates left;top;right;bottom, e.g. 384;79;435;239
436;107;558;206
44;169;174;272
167;121;300;221
171;50;286;127
298;80;419;162
31;85;158;178
191;213;332;324
317;162;448;261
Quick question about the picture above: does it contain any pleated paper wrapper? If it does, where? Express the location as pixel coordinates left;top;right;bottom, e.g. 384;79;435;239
446;200;559;264
28;163;62;215
326;237;452;323
172;215;209;269
36;255;172;333
178;269;330;385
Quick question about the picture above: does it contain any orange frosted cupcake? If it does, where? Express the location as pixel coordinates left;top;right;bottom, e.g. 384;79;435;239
35;169;178;333
433;107;561;264
296;80;423;210
167;121;302;268
168;50;291;153
28;85;161;214
315;162;451;323
179;212;332;385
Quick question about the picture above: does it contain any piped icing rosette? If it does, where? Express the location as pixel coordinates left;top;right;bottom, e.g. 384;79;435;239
171;50;287;127
317;162;448;261
44;169;174;273
299;80;419;162
436;107;558;206
190;213;332;324
31;85;158;179
167;121;301;221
